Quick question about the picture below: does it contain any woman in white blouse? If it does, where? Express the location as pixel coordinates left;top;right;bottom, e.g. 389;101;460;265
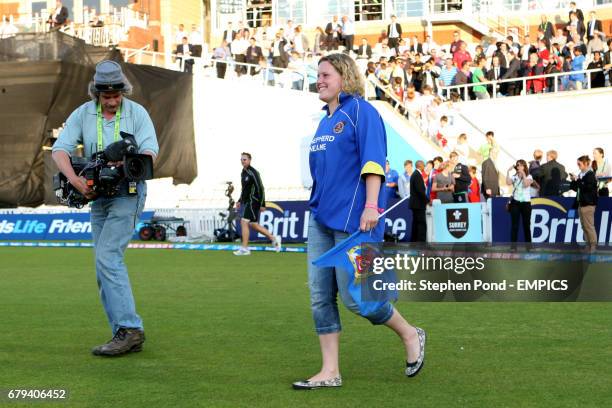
506;159;533;249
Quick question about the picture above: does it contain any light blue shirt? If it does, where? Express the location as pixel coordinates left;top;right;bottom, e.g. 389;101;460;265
52;98;159;158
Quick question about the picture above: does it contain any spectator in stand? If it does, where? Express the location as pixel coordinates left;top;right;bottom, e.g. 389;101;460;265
385;160;399;201
270;31;289;72
525;53;545;94
213;40;231;79
392;77;404;105
0;16;18;39
520;35;536;62
313;27;324;54
223;22;236;44
387;15;402;56
409;160;428;242
89;15;104;28
450;31;462;54
439;57;458;90
453;60;471;100
552;28;568;49
468;166;480;203
427;157;443;202
537;39;550;61
398;38;410;55
529;149;544;184
246;37;264;76
539;15;554;42
432;161;455;204
341;16;355;54
501;50;521;95
586;11;603;41
48;1;68;30
539;150;568;196
175;24;188;47
544;54;562;92
380;40;395;58
568;2;584;23
419;62;441;94
472;56;489;100
593;147;611;196
293;25;309;57
454;133;470;164
231;31;249;76
567;11;586;42
473;44;486;61
568;46;586;90
569;155;598;253
356;38;372;60
410;35;423;55
588;51;605;88
450;151;471;203
506;159;534;250
324;15;341;50
479;131;498;162
189;24;203;57
404;65;417;90
486;55;505;96
432;116;449;149
176;37;195;73
481;154;500;199
398;160;414;199
586;33;605;56
453;41;472;69
422;35;438;55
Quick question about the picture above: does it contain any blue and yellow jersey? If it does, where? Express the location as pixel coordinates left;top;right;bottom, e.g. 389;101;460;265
308;92;387;236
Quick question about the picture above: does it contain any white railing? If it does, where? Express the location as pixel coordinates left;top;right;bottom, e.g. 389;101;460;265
439;68;606;100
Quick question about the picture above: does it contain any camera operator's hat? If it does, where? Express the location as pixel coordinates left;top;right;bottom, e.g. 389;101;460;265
93;60;126;92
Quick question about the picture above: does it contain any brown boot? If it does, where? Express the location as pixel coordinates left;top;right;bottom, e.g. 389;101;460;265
91;328;145;356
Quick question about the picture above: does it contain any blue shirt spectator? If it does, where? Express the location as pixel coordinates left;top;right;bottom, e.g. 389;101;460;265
385;161;399;201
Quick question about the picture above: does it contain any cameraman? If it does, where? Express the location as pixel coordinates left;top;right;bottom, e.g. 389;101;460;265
51;61;159;356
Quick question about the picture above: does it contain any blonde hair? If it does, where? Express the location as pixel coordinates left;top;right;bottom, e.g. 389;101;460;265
318;53;365;97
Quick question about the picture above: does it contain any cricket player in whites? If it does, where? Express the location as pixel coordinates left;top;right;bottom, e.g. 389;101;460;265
234;152;282;255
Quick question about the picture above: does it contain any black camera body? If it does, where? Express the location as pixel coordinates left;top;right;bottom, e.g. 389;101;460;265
53;132;154;208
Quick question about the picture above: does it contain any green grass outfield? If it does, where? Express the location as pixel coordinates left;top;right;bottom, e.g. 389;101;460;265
1;247;611;407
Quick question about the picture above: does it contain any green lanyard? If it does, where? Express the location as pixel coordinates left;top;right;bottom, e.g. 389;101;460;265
97;103;121;152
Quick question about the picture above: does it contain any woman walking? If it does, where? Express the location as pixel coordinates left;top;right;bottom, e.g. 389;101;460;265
293;53;426;390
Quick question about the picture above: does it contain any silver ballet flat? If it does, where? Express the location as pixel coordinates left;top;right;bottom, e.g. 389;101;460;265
405;327;426;377
292;376;342;390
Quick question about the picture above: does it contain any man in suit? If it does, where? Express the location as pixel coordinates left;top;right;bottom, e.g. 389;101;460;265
387;15;402;56
245;37;263;76
356;38;372;60
223;22;236;45
481;157;500;199
539;150;568;196
48;0;68;30
410;35;423;55
568;1;584;23
409;160;428;242
568;12;586;42
176;37;195;73
539;15;554;42
586;11;603;41
325;15;341;50
486;56;506;96
270;31;289;72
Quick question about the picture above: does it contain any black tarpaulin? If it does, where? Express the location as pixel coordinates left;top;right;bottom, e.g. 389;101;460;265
0;31;196;207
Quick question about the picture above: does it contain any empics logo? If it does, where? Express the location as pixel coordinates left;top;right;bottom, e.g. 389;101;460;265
446;208;468;238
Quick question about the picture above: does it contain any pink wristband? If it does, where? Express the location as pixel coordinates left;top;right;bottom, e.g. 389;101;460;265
365;203;384;214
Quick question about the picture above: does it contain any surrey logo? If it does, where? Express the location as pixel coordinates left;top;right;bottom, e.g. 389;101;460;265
333;121;345;134
446;208;469;238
